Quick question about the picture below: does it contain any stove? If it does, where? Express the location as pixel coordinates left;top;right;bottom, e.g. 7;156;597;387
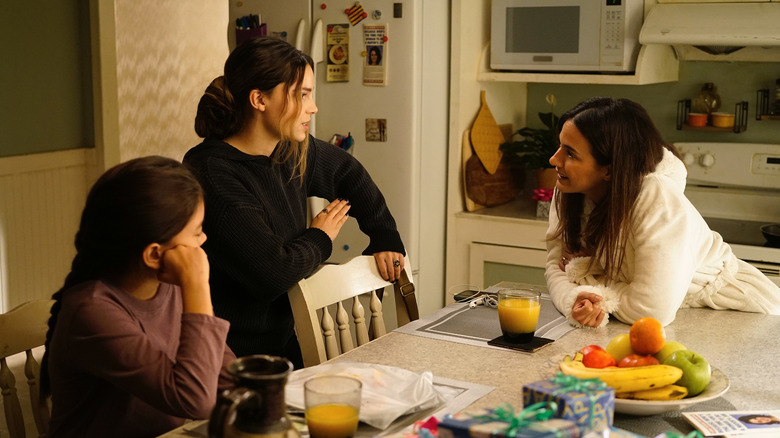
676;142;780;285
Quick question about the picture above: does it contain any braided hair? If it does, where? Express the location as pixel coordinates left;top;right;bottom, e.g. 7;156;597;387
39;156;203;397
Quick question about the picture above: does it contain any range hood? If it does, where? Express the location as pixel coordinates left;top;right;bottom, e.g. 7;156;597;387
639;3;780;61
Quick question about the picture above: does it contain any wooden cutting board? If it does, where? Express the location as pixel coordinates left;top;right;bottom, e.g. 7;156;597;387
469;90;504;175
462;129;485;211
462;126;518;211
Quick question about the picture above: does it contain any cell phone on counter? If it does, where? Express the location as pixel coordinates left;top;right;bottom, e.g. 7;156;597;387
453;289;481;302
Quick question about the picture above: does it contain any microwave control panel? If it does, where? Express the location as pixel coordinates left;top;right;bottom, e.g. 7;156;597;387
600;8;625;65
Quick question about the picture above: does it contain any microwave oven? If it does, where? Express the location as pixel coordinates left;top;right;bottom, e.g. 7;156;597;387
490;0;644;73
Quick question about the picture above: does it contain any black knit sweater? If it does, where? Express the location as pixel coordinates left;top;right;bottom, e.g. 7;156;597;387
183;135;404;367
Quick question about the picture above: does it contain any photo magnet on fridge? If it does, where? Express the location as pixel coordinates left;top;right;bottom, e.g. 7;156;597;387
365;119;386;142
326;24;350;82
363;24;387;86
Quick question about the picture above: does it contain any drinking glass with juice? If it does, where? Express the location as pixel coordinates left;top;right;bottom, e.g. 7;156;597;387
304;375;362;438
498;288;541;343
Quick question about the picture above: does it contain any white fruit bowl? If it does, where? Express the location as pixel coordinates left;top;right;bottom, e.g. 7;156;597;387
614;366;729;416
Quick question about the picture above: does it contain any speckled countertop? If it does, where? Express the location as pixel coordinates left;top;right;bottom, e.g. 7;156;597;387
335;307;780;413
159;308;780;437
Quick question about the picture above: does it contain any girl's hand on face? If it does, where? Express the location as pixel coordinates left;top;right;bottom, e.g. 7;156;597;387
159;245;213;315
373;251;404;282
571;292;605;327
310;199;350;241
157;245;210;288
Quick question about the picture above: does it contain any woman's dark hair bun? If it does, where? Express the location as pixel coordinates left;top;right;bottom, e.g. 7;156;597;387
195;76;240;139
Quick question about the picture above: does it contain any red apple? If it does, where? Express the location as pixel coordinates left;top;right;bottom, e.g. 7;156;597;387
582;348;617;368
579;344;606;355
618;353;660;368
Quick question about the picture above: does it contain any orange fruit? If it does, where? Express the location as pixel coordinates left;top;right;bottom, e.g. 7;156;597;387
629;317;666;355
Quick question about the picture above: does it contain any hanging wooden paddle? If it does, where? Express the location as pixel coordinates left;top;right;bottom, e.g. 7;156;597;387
469;90;504;175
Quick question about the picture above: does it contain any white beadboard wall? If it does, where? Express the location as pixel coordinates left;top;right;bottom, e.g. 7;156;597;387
0;149;93;313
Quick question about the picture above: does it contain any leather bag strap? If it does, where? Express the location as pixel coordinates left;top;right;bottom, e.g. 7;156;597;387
394;269;419;324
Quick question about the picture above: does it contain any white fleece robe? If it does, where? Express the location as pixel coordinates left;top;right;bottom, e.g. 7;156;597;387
545;149;780;328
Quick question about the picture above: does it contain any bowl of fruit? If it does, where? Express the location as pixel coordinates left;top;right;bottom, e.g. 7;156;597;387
559;317;729;416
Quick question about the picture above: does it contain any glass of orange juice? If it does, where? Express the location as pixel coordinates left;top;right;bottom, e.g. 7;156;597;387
304;375;362;438
498;288;541;343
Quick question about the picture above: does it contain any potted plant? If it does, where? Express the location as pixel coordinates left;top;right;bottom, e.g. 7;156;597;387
499;94;560;189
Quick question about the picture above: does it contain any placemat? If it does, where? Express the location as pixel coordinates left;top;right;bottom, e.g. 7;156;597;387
168;375;494;438
394;295;574;350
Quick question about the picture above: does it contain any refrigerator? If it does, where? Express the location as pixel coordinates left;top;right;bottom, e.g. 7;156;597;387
228;0;450;317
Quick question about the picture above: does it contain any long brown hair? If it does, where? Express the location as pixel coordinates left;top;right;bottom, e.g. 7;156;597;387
550;97;680;281
194;37;314;180
40;156;203;398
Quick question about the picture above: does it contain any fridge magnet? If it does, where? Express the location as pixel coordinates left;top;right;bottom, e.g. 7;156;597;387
325;24;350;82
365;118;387;142
346;2;368;26
363;24;387;86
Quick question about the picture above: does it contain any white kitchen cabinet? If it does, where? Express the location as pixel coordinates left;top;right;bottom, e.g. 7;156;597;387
469;243;547;290
445;0;680;295
446;195;549;297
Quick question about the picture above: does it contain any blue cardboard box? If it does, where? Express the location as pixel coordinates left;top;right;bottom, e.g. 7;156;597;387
438;408;580;438
523;377;615;431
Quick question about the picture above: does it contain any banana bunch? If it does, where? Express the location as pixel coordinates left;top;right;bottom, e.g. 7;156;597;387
558;353;683;394
616;385;688;401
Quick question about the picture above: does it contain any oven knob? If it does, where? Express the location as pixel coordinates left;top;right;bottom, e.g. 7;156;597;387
682;152;695;166
699;153;716;168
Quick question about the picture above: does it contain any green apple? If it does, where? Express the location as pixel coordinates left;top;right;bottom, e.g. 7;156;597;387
605;334;635;363
654;341;687;363
663;350;711;397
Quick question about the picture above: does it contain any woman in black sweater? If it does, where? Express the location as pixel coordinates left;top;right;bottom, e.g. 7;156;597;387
184;37;405;368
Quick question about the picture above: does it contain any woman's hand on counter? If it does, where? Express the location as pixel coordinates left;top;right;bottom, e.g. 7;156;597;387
572;292;605;327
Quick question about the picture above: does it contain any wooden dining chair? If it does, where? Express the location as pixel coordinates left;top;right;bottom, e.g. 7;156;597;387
288;255;417;367
0;299;54;438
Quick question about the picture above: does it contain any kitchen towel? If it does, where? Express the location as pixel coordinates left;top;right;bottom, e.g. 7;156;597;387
394;285;574;349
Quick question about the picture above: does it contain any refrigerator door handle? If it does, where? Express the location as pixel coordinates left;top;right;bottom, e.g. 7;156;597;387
310;19;324;64
309;19;324;137
294;19;306;52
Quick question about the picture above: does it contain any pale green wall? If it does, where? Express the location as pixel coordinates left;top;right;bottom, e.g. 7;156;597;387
0;2;93;158
527;61;780;144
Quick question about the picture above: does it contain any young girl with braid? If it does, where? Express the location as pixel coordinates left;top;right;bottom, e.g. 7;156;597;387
184;37;405;368
40;156;235;438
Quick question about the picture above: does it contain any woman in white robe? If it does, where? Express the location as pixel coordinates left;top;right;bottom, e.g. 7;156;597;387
545;97;780;328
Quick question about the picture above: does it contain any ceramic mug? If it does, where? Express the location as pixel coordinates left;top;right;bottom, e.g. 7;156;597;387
687;113;708;127
711;112;735;128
